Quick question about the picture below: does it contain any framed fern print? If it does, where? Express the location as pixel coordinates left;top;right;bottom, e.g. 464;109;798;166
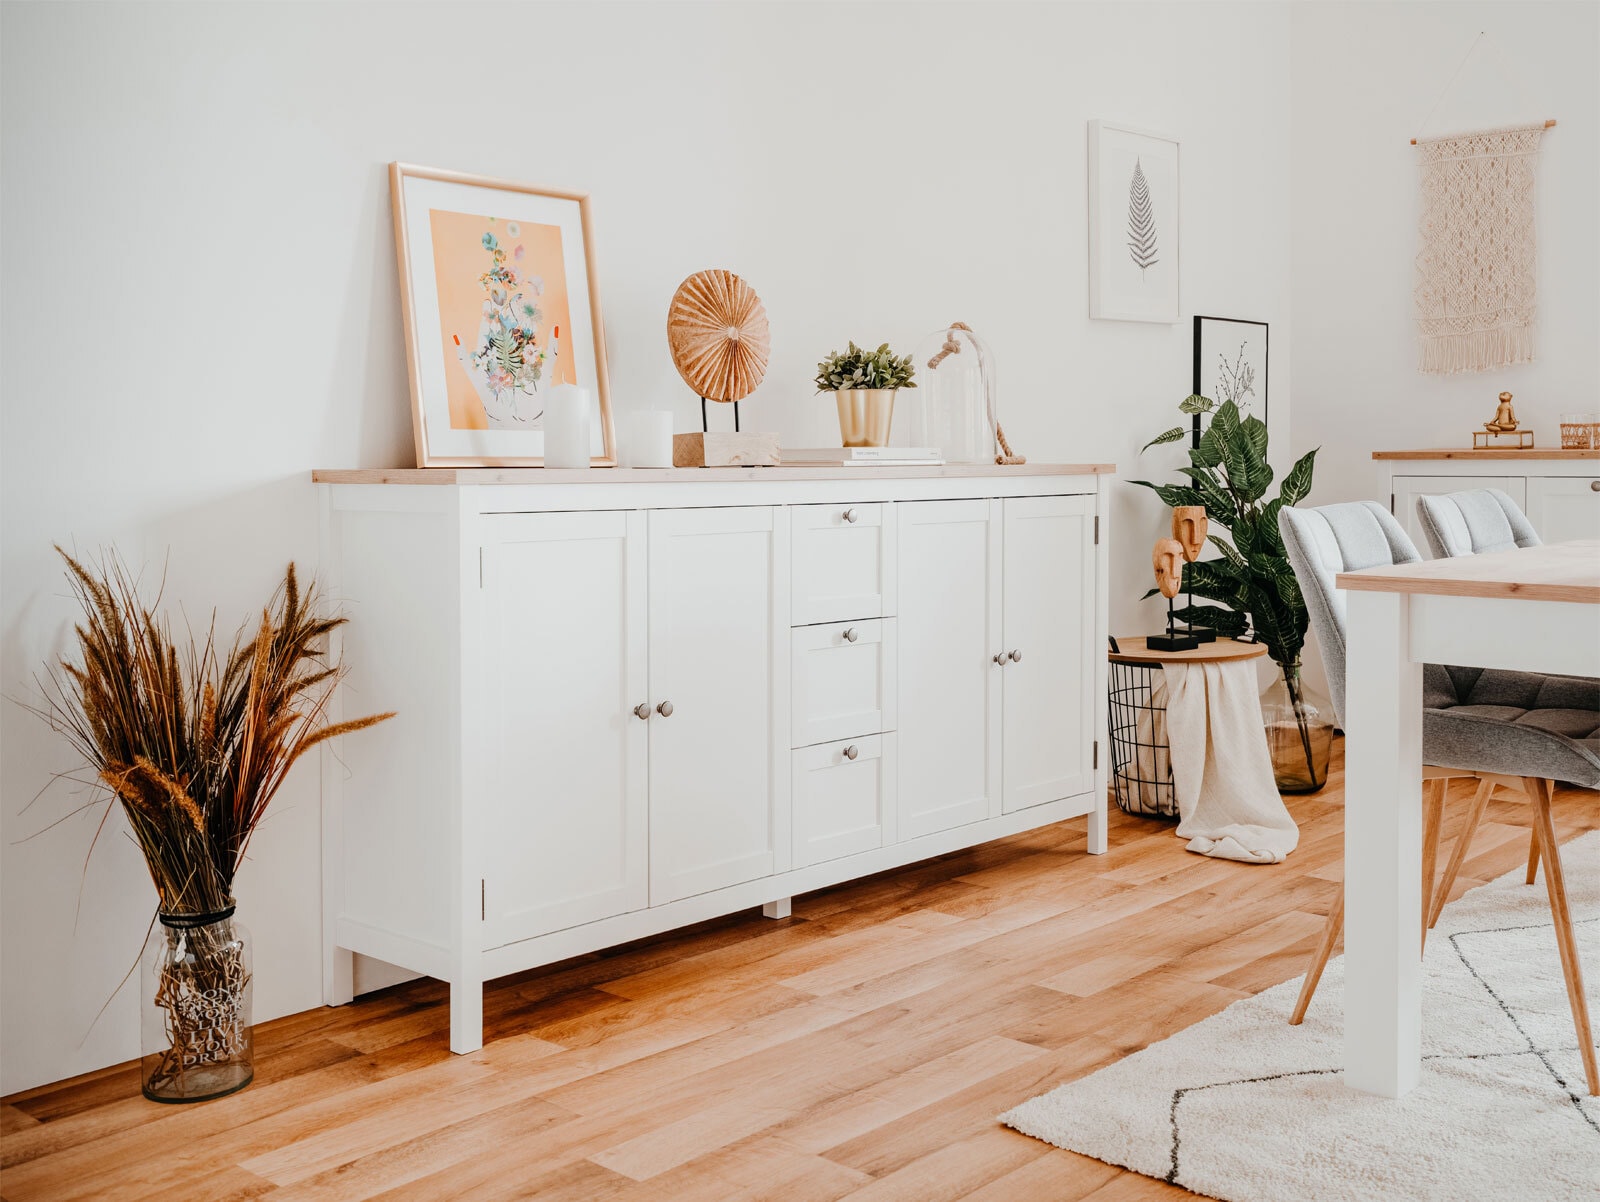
390;163;614;466
1087;122;1179;323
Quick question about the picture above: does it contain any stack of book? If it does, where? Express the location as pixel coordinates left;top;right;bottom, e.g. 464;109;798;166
780;446;944;466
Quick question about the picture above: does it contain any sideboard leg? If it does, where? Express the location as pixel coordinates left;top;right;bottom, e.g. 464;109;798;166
762;897;791;920
1087;799;1109;856
449;978;484;1054
325;946;354;1007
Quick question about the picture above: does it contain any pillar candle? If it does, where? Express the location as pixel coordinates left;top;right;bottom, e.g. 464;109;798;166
618;411;674;468
543;384;591;468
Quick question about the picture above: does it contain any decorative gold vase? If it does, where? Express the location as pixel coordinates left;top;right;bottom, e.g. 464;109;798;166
834;388;896;448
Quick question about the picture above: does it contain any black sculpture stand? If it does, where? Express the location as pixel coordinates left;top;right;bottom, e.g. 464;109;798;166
1148;595;1200;652
1180;570;1216;643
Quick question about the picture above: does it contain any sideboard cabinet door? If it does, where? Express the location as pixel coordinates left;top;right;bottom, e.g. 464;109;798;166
896;499;1002;838
1526;475;1600;544
1001;496;1095;812
648;507;790;904
480;511;648;948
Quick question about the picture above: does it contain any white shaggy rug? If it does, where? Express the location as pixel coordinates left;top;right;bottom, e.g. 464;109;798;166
1001;831;1600;1201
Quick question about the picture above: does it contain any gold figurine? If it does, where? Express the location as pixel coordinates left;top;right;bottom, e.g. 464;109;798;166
1484;391;1519;434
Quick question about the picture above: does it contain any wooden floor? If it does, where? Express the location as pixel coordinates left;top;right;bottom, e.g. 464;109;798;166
4;740;1597;1202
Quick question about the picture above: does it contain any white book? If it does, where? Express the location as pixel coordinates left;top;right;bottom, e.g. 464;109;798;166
782;446;942;462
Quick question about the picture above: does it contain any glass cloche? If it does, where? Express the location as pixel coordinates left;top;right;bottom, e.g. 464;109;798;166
909;323;999;464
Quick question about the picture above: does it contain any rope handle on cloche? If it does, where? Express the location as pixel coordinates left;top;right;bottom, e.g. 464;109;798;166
925;322;1025;465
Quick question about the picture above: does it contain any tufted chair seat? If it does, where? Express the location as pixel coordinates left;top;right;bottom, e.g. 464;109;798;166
1425;667;1600;787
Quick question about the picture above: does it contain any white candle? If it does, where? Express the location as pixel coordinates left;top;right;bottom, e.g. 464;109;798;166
618;411;673;468
543;384;591;469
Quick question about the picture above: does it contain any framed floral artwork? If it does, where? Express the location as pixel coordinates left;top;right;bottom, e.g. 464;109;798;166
390;163;614;466
1192;316;1268;447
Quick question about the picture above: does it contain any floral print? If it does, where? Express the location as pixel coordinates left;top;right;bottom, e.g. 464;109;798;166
465;227;547;420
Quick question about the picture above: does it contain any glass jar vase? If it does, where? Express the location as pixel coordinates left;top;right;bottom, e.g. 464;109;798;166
1261;662;1333;793
910;324;998;463
140;904;253;1103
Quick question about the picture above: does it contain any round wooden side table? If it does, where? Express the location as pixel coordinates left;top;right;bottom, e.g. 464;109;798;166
1107;636;1268;817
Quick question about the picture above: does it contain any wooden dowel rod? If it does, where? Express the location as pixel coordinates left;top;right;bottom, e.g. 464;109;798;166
1411;118;1556;146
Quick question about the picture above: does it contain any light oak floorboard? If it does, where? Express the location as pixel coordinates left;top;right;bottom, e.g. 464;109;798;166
4;741;1595;1201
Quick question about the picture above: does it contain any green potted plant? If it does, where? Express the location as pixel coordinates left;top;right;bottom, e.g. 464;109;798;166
814;341;917;447
1134;397;1331;791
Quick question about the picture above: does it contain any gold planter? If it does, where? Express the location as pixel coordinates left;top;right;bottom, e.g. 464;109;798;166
834;388;897;448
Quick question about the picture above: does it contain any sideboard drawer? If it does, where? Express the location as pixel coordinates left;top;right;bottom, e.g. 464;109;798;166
792;733;897;868
791;618;896;748
791;502;896;625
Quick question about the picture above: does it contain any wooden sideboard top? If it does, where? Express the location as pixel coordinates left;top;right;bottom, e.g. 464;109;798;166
313;463;1116;485
1372;448;1600;461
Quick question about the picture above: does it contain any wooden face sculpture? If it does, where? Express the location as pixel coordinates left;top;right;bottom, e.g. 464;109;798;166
1172;506;1207;563
1153;538;1185;600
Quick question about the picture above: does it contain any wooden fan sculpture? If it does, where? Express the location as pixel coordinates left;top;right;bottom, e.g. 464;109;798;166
1171;505;1215;643
1148;537;1199;651
666;269;777;466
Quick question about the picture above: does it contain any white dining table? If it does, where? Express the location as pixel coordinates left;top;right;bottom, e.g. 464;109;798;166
1335;539;1600;1097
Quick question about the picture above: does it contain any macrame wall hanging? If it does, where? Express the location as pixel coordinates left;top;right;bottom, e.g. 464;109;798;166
1410;32;1556;376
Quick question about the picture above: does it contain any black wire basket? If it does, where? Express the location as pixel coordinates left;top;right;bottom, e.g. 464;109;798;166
1107;651;1179;819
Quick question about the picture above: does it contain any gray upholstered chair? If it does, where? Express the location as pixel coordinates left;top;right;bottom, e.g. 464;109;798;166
1277;501;1599;1094
1416;487;1540;558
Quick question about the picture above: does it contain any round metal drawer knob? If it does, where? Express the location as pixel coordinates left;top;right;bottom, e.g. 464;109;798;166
656;700;674;717
843;508;858;523
1591;480;1600;492
1008;649;1023;663
843;745;859;760
842;627;858;643
633;703;651;720
994;652;1008;665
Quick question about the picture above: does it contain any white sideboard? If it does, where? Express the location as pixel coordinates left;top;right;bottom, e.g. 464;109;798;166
1375;449;1600;552
315;464;1113;1052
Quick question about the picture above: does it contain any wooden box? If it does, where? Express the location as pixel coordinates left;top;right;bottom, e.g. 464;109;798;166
672;432;781;468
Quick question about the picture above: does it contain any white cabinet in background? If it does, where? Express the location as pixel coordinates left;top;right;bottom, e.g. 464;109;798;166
1002;496;1097;813
319;467;1110;1055
1378;452;1600;553
647;506;789;905
896;499;1003;840
1526;476;1600;544
480;511;649;949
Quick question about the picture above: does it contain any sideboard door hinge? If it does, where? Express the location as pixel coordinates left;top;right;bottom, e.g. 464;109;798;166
480;879;486;921
1093;740;1099;770
478;548;485;588
1389;493;1395;515
1093;515;1100;545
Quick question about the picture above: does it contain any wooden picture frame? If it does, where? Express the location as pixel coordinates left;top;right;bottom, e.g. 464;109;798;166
1088;121;1180;324
390;162;614;466
1191;315;1269;448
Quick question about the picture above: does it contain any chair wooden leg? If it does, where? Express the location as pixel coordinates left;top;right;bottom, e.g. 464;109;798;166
1526;824;1541;884
1421;779;1445;954
1524;777;1599;1097
1290;881;1344;1026
1428;777;1494;930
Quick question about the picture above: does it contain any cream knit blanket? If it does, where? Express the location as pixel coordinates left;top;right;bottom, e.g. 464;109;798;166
1414;123;1545;375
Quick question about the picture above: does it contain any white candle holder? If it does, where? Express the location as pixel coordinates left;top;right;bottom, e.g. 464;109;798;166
618;411;674;469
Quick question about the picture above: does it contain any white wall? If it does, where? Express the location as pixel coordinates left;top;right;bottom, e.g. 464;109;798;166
1291;1;1600;510
0;0;1291;1094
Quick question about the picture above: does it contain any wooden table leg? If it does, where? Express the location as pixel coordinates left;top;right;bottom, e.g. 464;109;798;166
1344;588;1423;1098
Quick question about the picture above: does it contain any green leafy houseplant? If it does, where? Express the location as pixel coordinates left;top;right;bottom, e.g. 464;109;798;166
814;342;918;392
1133;397;1325;788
